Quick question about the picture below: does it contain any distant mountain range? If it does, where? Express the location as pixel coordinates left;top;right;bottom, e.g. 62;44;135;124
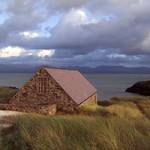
0;64;150;74
73;66;150;74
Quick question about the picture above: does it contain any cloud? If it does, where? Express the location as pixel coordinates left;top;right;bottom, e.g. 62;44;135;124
0;46;25;58
19;31;40;39
37;49;55;58
61;8;97;26
0;46;55;59
0;0;150;67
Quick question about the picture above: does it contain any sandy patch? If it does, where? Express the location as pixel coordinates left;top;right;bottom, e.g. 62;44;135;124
0;110;21;117
0;110;22;128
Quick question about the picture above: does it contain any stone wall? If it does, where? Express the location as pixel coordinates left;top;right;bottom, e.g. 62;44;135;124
10;68;77;113
37;104;57;115
80;93;97;106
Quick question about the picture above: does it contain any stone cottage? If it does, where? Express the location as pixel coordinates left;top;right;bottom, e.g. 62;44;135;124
10;67;97;114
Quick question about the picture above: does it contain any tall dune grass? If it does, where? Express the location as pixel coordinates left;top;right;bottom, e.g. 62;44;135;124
79;101;144;119
1;114;150;150
110;96;150;118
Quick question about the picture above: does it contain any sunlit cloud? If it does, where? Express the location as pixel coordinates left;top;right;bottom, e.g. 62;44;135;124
36;49;55;58
0;46;25;58
0;46;55;58
62;9;98;26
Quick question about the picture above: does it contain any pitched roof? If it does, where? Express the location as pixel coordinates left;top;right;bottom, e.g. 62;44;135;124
44;67;97;104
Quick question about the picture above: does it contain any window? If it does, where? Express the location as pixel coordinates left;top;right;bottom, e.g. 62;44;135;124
36;77;49;94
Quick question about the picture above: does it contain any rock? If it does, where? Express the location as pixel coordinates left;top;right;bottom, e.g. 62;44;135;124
126;80;150;96
8;86;18;90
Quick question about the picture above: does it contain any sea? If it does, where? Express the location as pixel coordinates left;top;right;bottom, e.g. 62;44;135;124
0;73;150;101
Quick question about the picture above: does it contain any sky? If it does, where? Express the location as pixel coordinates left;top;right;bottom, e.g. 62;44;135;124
0;0;150;68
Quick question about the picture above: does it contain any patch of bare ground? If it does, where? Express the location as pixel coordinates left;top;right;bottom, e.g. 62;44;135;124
0;110;22;128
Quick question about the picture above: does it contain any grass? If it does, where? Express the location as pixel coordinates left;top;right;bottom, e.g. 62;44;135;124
136;100;150;118
1;114;150;150
0;86;18;103
79;96;150;119
0;95;150;150
110;96;150;119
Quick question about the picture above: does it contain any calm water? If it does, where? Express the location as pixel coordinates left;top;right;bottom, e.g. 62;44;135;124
0;73;150;100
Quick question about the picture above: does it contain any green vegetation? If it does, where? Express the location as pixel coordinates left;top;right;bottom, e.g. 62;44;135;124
0;96;150;150
0;86;18;103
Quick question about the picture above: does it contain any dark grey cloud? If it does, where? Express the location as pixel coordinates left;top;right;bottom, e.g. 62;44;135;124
0;0;150;67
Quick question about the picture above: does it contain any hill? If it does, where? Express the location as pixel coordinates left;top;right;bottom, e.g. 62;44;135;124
0;64;150;74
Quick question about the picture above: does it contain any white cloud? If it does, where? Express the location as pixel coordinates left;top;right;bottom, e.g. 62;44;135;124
0;46;55;58
62;9;97;26
37;49;55;58
0;46;25;58
19;31;40;39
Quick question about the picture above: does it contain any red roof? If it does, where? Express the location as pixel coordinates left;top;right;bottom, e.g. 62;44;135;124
44;68;97;104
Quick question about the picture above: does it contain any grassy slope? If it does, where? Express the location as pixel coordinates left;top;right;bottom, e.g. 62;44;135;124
110;96;150;119
0;86;18;103
0;96;150;150
1;114;150;150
